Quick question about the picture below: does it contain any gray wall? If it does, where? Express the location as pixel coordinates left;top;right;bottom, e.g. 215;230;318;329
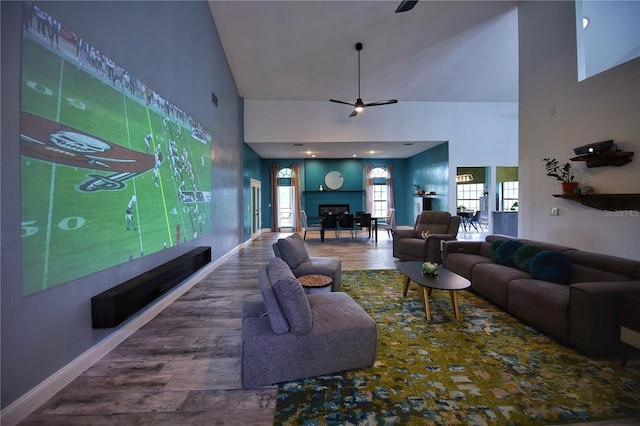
1;1;243;408
517;1;640;258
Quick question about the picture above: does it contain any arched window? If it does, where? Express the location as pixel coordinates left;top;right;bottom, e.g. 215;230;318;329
371;167;388;218
277;167;292;178
371;167;387;179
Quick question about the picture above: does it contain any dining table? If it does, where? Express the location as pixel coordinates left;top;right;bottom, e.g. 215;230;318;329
320;214;379;242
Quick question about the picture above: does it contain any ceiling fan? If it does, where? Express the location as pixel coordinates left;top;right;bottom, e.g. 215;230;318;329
330;42;398;118
395;0;418;13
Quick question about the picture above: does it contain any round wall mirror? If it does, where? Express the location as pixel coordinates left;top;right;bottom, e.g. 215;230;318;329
324;171;344;190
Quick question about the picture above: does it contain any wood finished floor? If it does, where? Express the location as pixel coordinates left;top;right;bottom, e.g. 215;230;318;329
20;230;400;425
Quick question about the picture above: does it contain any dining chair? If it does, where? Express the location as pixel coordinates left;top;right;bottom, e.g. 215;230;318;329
378;208;396;237
355;213;372;238
323;213;339;239
300;210;323;240
467;210;484;232
338;213;356;239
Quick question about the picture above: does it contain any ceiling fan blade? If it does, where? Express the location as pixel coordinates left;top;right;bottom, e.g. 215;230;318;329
364;99;398;107
330;99;355;107
349;109;359;118
395;0;418;13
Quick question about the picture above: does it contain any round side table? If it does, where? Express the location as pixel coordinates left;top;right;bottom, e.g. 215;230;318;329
297;274;333;294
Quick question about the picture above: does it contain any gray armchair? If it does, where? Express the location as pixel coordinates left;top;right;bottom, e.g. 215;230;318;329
273;233;341;291
392;211;461;263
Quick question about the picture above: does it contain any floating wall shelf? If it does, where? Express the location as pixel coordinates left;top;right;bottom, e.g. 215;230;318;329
570;151;634;168
552;193;640;211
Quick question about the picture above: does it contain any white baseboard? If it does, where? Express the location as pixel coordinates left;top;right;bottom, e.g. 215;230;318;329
1;246;239;426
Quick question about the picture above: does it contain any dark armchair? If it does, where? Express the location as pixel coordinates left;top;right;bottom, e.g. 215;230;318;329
392;211;461;263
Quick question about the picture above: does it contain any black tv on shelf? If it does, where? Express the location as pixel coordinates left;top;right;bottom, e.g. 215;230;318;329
319;204;350;216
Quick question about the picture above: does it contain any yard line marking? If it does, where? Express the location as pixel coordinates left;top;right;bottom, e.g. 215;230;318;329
42;57;66;289
42;163;56;290
146;108;173;246
122;95;144;253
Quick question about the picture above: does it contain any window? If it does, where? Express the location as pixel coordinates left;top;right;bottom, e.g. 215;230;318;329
371;167;388;218
456;183;484;212
501;181;519;211
277;167;293;228
277;168;291;179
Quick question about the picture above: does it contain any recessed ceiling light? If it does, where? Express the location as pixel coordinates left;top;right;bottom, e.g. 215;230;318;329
311;154;316;158
352;154;357;158
582;16;590;29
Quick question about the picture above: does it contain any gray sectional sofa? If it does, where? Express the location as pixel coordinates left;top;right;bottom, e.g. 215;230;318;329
241;257;377;388
443;234;640;355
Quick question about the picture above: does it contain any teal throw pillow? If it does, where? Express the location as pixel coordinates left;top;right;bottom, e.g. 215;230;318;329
513;245;544;272
489;239;504;263
529;251;573;284
495;240;524;267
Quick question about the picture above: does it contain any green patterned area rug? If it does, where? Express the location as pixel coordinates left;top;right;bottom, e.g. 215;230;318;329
274;269;640;425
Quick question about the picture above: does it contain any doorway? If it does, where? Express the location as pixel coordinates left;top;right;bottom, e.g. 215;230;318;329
278;186;294;229
250;178;261;238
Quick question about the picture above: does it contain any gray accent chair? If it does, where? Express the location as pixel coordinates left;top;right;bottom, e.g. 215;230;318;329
241;257;377;388
392;211;461;264
273;233;341;291
378;208;396;237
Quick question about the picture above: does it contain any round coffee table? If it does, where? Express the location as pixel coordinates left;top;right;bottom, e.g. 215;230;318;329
396;262;470;320
298;274;333;294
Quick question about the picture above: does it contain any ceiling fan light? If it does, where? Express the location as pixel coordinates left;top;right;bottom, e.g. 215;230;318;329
355;105;364;112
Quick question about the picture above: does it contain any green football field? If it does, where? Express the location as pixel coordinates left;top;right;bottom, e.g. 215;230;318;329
20;35;212;296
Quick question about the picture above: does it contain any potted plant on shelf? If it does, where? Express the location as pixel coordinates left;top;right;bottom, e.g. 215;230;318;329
414;184;425;195
543;158;577;194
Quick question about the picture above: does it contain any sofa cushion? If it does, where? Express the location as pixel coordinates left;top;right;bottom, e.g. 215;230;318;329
508;279;570;343
513;245;544;272
496;240;524;267
471;262;530;310
489;239;504;262
268;258;313;335
530;251;573;284
277;233;309;269
259;263;290;334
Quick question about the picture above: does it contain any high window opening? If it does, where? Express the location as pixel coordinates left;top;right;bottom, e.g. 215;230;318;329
371;167;388;218
497;166;519;211
500;181;519;211
277;167;294;228
456;183;484;212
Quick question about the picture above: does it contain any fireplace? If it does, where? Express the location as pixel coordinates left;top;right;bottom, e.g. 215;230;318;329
319;204;350;216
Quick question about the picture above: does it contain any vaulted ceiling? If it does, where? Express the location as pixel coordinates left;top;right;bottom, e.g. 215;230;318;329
208;0;519;158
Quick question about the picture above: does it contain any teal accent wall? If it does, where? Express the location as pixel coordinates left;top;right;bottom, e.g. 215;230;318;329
303;159;365;217
304;159;363;191
255;152;449;229
405;143;450;225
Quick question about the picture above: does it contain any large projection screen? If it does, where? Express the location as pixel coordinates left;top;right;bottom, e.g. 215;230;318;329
20;4;212;296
